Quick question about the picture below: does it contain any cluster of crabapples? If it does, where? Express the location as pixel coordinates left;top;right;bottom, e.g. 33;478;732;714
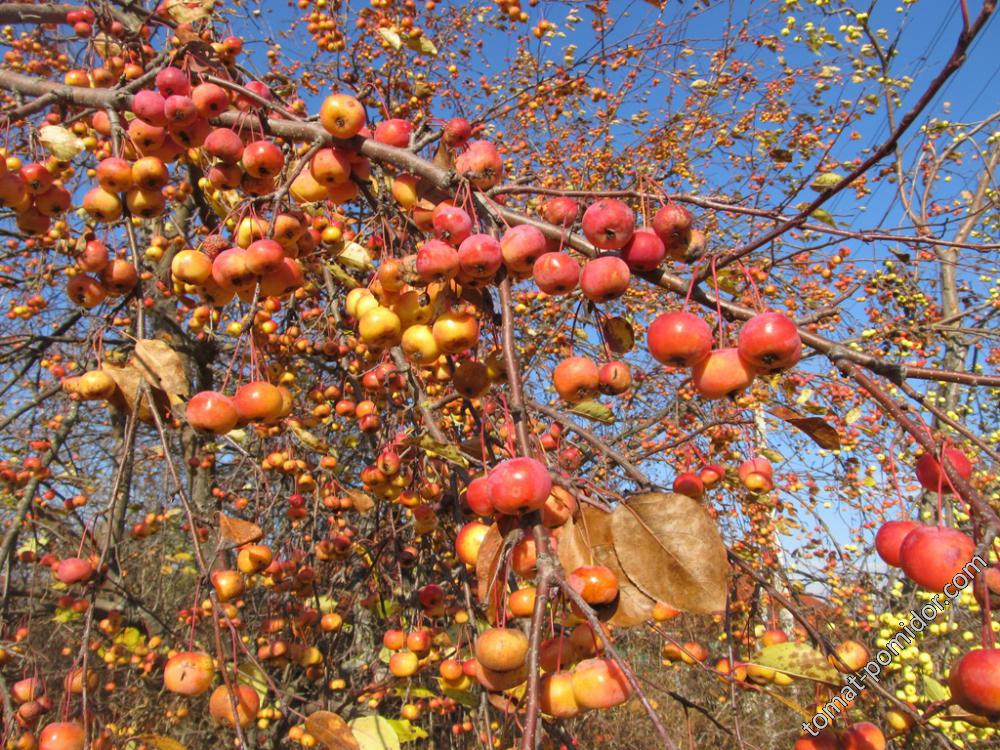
424;458;637;715
870;447;1000;724
646;304;803;400
670;455;777;501
794;722;890;750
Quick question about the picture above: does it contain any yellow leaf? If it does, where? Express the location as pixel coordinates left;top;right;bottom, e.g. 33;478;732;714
759;448;785;463
237;663;268;703
306;711;359;749
350;716;401;750
408;435;469;467
403;34;438;56
138;737;186;750
752;642;840;685
337;242;374;272
378;28;402;49
91;33;122;60
38;126;85;160
810;172;843;191
162;0;214;24
289;422;329;452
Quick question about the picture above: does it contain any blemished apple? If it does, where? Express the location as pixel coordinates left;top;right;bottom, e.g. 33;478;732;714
581;199;635;250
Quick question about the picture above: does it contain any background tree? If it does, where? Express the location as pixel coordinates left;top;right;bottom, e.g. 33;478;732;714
0;1;997;749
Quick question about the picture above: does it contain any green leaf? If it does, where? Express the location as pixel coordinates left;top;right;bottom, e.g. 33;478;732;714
238;663;268;702
753;642;840;685
923;675;950;702
570;400;614;424
373;597;399;620
441;686;478;708
114;627;143;652
759;448;785;463
810;172;843;191
350;715;402;750
385;719;429;743
809;208;836;226
53;607;82;623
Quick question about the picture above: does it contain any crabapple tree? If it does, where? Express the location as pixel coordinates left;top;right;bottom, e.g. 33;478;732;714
0;1;997;750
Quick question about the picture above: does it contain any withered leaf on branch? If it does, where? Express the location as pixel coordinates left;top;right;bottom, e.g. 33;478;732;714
344;489;375;515
607;579;657;627
475;523;504;603
611;492;728;613
557;509;653;626
132;339;190;403
100;361;169;422
590;541;655;627
305;710;359;750
555;506;611;570
161;0;215;25
555;514;590;574
769;405;841;449
218;513;263;546
576;504;614;550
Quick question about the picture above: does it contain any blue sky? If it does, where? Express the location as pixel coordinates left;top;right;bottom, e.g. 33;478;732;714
218;2;998;563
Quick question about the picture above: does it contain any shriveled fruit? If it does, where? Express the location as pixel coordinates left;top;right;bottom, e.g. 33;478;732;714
164;651;214;696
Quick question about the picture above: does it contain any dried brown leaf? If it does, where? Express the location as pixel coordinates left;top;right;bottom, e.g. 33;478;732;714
604;569;656;625
577;505;613;550
432;141;455;171
345;489;375;515
555;515;589;574
557;510;651;626
475;524;504;603
601;316;635;354
590;543;654;626
485;691;519;714
611;492;727;613
769;406;841;449
305;710;360;750
100;361;165;422
218;513;263;546
132;339;189;401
